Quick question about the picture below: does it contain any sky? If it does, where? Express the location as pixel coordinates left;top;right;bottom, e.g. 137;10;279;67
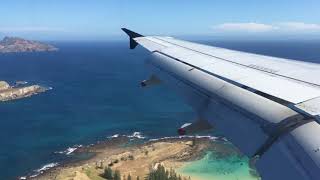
1;0;320;40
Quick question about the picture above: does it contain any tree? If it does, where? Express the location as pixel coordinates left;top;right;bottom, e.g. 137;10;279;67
145;165;186;180
114;170;121;180
102;167;113;180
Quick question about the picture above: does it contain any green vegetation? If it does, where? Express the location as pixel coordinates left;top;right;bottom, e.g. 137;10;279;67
146;165;189;180
101;167;113;179
127;174;132;180
128;155;134;160
114;170;121;180
100;165;189;180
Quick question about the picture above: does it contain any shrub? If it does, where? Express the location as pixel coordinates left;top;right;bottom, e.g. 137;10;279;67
101;167;113;179
114;170;121;180
127;174;132;180
128;155;134;160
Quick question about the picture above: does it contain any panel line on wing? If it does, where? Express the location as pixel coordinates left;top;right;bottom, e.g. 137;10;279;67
153;37;320;89
153;50;309;106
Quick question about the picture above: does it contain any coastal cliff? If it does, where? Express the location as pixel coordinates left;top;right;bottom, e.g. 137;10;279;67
0;37;58;53
0;81;48;101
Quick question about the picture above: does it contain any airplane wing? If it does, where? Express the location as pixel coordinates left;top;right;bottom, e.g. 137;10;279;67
122;28;320;180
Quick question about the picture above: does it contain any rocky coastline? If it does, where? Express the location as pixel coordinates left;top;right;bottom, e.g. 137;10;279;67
24;135;219;180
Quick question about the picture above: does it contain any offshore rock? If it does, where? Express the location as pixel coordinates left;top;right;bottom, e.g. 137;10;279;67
0;81;48;101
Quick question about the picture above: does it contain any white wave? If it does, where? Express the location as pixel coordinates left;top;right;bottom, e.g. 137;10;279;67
26;163;58;178
55;145;82;155
111;134;119;138
108;132;219;142
65;147;77;155
128;132;146;139
15;81;28;85
34;162;59;173
30;173;40;178
107;132;146;140
149;135;222;142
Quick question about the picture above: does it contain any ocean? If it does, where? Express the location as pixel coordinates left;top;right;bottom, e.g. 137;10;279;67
0;39;319;180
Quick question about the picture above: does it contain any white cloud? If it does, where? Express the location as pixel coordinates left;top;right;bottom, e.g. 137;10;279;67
213;22;276;32
212;22;320;33
0;27;66;33
277;22;320;32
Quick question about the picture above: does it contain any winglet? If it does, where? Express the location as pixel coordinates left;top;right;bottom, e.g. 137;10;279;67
121;28;143;49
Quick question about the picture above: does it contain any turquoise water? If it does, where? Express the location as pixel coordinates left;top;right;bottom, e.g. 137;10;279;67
1;40;320;179
179;151;260;180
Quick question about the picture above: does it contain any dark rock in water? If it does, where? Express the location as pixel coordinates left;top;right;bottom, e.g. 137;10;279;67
0;36;58;53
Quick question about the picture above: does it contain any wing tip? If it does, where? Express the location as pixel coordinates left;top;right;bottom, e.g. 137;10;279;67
121;28;143;38
121;28;143;49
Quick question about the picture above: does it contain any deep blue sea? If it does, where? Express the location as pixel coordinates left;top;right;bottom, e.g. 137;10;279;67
0;40;319;180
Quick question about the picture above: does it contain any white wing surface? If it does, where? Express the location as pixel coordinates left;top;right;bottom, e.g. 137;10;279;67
122;28;320;180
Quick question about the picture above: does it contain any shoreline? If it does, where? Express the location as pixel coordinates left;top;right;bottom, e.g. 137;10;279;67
23;134;223;180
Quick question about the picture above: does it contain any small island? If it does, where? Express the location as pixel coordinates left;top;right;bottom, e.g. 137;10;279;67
0;81;49;101
0;36;58;53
